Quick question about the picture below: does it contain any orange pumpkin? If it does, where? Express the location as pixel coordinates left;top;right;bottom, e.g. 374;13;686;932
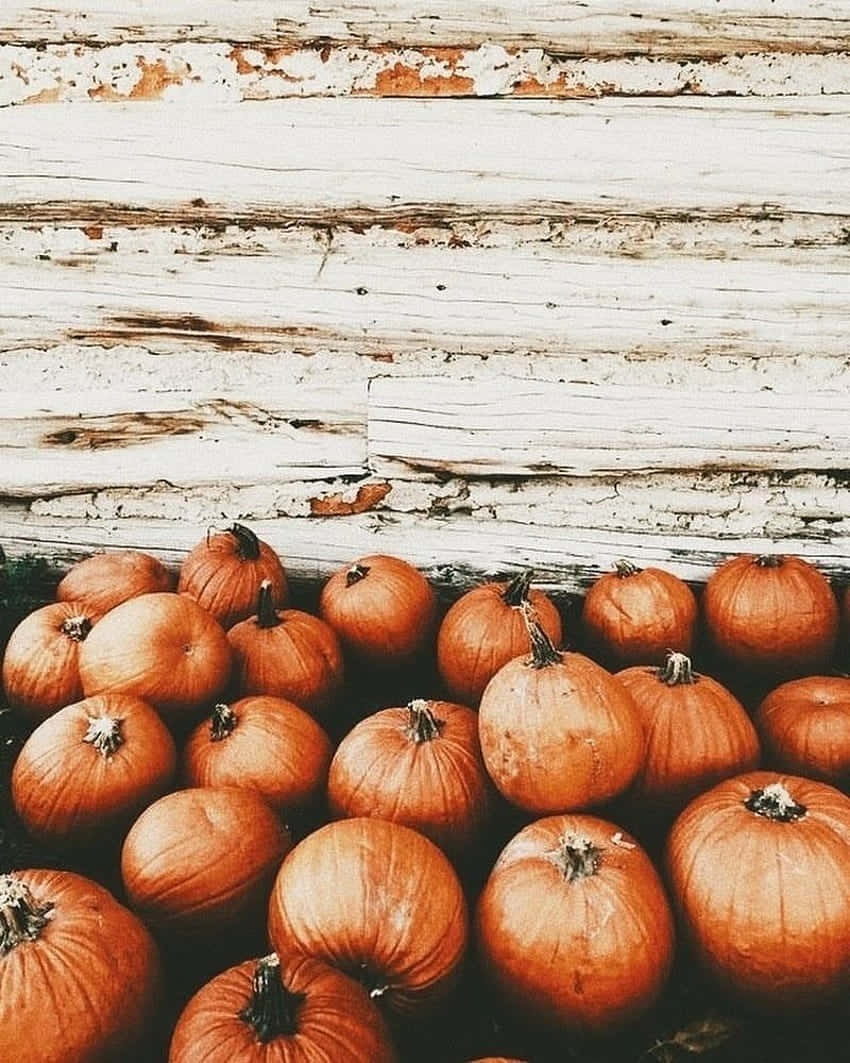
57;550;174;618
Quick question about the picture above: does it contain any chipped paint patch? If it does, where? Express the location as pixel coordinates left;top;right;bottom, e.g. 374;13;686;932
310;481;392;515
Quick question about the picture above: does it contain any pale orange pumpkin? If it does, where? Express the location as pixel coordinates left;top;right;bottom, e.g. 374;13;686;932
57;550;174;618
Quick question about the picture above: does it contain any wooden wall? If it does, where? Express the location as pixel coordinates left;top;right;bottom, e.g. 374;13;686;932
2;2;849;599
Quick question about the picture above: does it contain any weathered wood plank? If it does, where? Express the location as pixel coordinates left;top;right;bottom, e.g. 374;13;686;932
2;98;848;217
2;2;849;57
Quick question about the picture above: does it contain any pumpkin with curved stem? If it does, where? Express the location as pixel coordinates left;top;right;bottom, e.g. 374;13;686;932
436;570;562;707
616;651;760;820
478;603;644;814
754;676;850;787
0;869;161;1063
178;523;289;630
168;952;398;1063
79;592;232;729
476;814;675;1034
702;554;839;681
581;560;698;668
667;772;850;1009
2;601;95;722
327;698;493;859
227;581;344;719
11;693;176;850
267;817;468;1020
182;696;332;821
57;550;174;618
318;554;438;670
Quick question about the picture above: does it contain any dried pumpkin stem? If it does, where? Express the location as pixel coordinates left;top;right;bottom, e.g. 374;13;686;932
82;715;124;758
346;563;370;587
229;523;262;561
546;834;603;882
61;615;91;642
658;652;696;686
520;599;561;668
614;560;642;578
240;953;304;1043
357;962;391;1001
0;876;54;955
210;703;237;742
502;569;534;607
755;554;783;568
745;781;807;822
256;579;280;630
405;700;445;743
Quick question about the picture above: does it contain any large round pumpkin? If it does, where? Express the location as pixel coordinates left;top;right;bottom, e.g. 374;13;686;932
79;592;232;729
57;550;174;619
581;560;698;669
754;676;850;787
478;606;644;814
0;869;161;1063
267;817;468;1019
436;570;562;707
476;814;675;1034
168;952;397;1063
11;693;176;850
2;601;95;722
667;771;850;1009
327;698;493;859
178;523;288;630
702;554;839;681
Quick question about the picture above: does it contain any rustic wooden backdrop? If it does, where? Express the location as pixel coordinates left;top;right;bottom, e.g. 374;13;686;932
2;2;848;600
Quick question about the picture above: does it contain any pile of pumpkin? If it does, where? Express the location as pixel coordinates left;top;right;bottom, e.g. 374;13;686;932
2;527;850;1063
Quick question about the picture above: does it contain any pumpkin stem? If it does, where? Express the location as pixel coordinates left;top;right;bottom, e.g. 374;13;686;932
745;781;807;822
405;699;445;743
357;963;391;1001
229;523;262;561
755;554;783;568
256;579;280;629
239;953;304;1043
82;715;124;758
520;599;561;668
502;569;534;607
61;615;91;642
210;703;237;742
545;833;603;882
346;563;370;588
0;876;54;954
614;560;642;578
658;651;697;686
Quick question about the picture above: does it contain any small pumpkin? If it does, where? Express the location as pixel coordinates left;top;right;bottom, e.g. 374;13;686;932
227;581;344;719
476;815;675;1034
57;550;174;618
616;652;760;821
0;869;161;1063
318;554;438;670
267;817;468;1020
182;696;332;821
11;693;176;850
436;570;562;706
667;772;850;1010
178;523;288;630
79;592;232;729
1;601;95;722
168;952;398;1063
478;604;644;814
754;676;850;788
581;560;698;668
702;554;839;681
327;698;493;860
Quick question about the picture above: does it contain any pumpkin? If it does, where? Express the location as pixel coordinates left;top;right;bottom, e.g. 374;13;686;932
436;570;562;706
0;869;161;1063
267;817;468;1020
581;560;698;669
702;554;839;681
318;554;438;670
476;814;675;1035
478;604;644;814
11;693;176;850
121;787;289;959
616;652;760;821
754;677;850;787
79;592;232;729
56;550;174;618
667;772;850;1009
1;601;95;722
227;581;344;719
182;696;332;821
178;523;288;630
327;699;493;860
168;952;398;1063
